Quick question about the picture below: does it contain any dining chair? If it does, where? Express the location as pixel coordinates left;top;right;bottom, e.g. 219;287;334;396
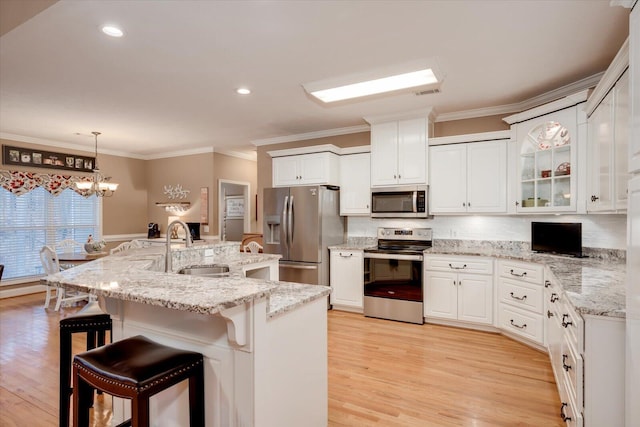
40;246;62;309
243;241;263;254
57;238;85;270
110;241;133;255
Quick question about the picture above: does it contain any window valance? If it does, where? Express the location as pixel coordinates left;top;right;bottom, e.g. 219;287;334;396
0;170;94;197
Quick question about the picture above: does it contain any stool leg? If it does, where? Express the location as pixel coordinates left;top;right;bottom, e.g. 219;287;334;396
94;329;107;396
189;363;205;427
59;327;72;427
131;395;150;427
73;368;92;427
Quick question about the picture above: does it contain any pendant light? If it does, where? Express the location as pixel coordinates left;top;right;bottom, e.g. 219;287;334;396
75;132;119;197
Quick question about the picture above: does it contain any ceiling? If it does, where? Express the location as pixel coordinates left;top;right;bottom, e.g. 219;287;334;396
0;1;629;159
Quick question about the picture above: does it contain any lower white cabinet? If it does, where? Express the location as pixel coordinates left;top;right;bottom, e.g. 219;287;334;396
545;269;624;427
497;260;545;346
424;255;493;326
329;249;364;312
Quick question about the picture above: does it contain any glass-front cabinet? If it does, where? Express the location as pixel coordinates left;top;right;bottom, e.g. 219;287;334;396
516;107;577;212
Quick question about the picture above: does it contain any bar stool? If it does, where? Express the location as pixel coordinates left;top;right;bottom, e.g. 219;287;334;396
59;301;112;427
72;335;205;427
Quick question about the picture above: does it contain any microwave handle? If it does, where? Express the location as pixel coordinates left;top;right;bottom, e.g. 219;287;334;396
413;191;417;213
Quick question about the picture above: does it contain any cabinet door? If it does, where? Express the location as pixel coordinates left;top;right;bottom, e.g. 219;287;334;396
371;122;399;186
429;144;467;213
330;251;364;309
298;153;327;184
516;107;577;212
272;157;300;187
340;153;371;215
457;273;493;325
397;118;427;185
424;270;457;319
614;70;629;210
467;141;507;213
587;90;614;211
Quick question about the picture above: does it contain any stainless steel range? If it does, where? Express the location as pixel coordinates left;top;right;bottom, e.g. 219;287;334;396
363;227;432;324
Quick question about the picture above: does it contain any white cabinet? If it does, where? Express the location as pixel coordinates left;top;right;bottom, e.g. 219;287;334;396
424;255;493;326
272;152;339;187
545;269;625;427
497;260;545;346
514;108;578;212
370;118;428;187
329;249;364;312
339;152;370;216
429;140;507;213
587;70;629;212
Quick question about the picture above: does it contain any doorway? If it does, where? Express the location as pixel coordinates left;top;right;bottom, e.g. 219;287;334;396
218;179;250;241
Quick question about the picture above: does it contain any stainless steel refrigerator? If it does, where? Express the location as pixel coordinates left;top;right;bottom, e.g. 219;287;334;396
263;185;345;285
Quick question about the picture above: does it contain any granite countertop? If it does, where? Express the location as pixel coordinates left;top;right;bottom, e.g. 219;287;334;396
330;238;626;319
43;244;330;319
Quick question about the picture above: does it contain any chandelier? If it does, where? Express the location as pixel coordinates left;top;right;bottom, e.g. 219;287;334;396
75;131;119;197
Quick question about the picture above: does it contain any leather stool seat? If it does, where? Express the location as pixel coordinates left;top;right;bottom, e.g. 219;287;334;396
59;301;112;427
72;335;205;427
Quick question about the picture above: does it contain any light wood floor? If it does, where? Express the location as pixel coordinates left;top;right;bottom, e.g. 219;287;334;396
0;293;562;426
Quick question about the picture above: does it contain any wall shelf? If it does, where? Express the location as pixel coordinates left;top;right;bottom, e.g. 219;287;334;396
155;202;191;213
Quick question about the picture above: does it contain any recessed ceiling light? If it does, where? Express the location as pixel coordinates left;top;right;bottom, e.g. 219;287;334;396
236;88;251;95
102;26;124;37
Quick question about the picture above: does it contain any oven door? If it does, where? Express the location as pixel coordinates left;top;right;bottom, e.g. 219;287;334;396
363;252;424;324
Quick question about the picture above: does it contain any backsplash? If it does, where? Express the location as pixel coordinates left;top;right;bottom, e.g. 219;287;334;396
346;214;627;250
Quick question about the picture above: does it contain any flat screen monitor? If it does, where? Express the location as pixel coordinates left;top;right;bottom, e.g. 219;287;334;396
531;222;582;257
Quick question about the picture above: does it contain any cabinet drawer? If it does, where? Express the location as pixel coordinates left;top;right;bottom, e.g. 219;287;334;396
559;300;583;350
498;277;544;314
499;304;544;344
498;260;544;284
425;256;493;275
561;333;583;409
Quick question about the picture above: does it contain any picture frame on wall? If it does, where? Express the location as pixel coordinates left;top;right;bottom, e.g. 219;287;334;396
2;145;96;173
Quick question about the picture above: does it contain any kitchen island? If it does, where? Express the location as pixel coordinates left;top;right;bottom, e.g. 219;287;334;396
43;242;330;427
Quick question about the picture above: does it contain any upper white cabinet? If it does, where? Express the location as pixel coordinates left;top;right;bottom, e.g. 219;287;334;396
369;117;428;187
269;146;340;187
429;139;507;214
505;104;581;213
586;65;629;212
339;149;371;216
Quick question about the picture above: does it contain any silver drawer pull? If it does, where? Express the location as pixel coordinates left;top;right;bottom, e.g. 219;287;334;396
562;354;572;372
510;319;527;329
339;253;353;258
509;269;527;277
449;263;467;270
509;292;527;301
562;314;573;328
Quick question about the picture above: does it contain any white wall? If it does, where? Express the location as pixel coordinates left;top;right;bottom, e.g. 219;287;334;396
347;214;627;249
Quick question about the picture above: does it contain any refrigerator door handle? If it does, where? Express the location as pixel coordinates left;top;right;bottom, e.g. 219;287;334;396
288;195;294;249
282;195;289;252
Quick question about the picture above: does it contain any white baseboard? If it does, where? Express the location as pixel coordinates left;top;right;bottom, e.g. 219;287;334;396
0;284;46;299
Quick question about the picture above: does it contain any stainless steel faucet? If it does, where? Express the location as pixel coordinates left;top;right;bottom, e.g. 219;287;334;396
165;220;193;272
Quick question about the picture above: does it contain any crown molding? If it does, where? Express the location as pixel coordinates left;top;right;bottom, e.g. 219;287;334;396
267;144;342;158
0;132;145;159
502;89;589;125
435;72;604;122
145;146;214;160
251;125;369;146
429;130;512;146
584;37;629;116
363;107;434;125
214;148;257;162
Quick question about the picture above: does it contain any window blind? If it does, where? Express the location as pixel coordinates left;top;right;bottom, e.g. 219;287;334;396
0;187;100;282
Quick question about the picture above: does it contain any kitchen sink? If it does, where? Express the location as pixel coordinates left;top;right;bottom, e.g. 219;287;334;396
177;264;230;278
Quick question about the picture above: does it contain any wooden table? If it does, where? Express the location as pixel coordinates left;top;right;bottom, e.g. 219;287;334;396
58;252;107;267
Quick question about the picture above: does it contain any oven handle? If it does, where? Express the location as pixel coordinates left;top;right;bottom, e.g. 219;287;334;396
364;252;423;261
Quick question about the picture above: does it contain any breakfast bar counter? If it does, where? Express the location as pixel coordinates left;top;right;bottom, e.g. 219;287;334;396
43;243;330;427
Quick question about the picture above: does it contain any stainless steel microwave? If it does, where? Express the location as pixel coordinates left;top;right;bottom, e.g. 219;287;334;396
370;185;429;218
